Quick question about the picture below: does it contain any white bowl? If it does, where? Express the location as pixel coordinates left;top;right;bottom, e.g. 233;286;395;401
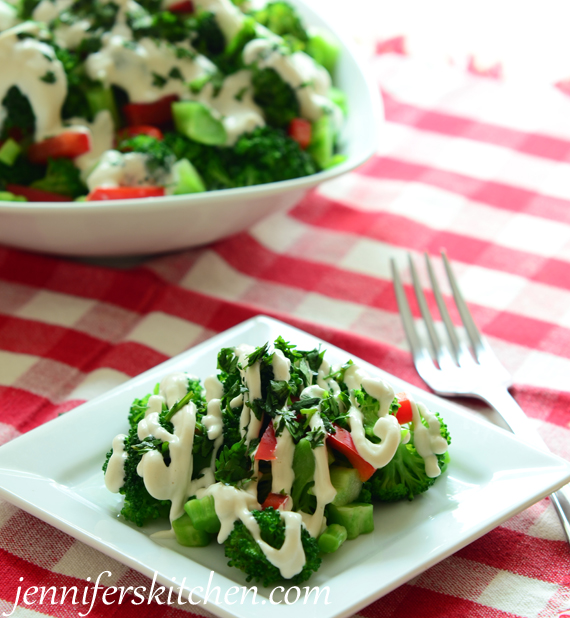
0;0;381;256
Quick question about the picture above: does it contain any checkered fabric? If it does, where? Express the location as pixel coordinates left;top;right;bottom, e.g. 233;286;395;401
2;49;570;618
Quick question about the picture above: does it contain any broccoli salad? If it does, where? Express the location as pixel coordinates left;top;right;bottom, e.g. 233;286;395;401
103;338;451;586
0;0;346;202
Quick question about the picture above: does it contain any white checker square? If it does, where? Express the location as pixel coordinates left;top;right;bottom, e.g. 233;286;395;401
180;252;253;300
293;293;364;330
495;214;570;258
514;350;570;394
68;368;129;401
388;183;465;230
340;238;409;280
432;136;512;181
16;290;96;328
527;502;569;542
458;266;527;311
542;160;570;200
317;175;407;213
125;312;202;357
0;351;38;386
53;540;129;584
477;571;558;618
250;212;306;254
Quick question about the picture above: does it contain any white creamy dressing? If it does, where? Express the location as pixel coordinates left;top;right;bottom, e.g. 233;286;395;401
0;0;17;31
271;421;295;495
193;0;245;41
235;344;263;444
197;483;305;579
86;36;215;103
85;149;163;190
243;38;342;129
300;410;336;537
70;110;115;175
410;399;449;478
343;364;402;469
104;434;128;492
32;0;74;23
54;19;92;49
193;70;264;145
272;349;291;382
0;24;68;140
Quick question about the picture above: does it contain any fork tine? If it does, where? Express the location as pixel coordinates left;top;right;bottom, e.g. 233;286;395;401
441;252;485;359
408;254;446;365
390;258;429;364
424;253;464;364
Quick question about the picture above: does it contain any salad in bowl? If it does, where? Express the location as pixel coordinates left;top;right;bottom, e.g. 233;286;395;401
103;337;451;586
0;0;348;202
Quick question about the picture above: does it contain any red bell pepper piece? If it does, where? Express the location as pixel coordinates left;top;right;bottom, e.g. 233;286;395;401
86;186;165;201
123;95;179;127
288;118;312;149
395;393;414;425
28;132;91;164
117;125;164;143
255;423;277;461
261;493;290;511
6;184;73;202
168;0;194;12
326;424;376;481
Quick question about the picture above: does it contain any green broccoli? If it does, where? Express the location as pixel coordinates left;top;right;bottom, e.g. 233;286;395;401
31;158;87;198
251;2;308;51
252;68;299;129
224;507;321;586
103;377;208;527
1;86;35;140
370;414;452;502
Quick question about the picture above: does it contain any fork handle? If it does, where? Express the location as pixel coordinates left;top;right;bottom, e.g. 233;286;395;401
479;386;570;543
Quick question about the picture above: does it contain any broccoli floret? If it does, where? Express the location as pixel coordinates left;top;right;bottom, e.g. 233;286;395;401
193;12;226;57
369;442;432;502
370;413;451;502
1;86;35;140
252;68;299;129
251;2;308;51
31;158;87;198
18;0;41;19
117;134;177;175
225;507;321;586
165;127;317;190
129;9;193;42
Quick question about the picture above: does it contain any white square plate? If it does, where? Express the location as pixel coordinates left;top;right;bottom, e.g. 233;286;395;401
0;316;569;618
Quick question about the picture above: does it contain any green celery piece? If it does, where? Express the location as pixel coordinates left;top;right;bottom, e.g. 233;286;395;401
0;191;26;202
0;138;21;166
326;503;374;540
324;154;347;169
308;114;334;169
172;101;227;146
330;467;362;506
172;158;206;194
306;29;340;75
184;495;221;534
291;438;316;509
318;524;347;553
328;87;348;116
86;86;119;127
172;513;212;547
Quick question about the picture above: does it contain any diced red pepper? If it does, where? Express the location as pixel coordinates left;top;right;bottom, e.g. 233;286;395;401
326;424;376;481
123;95;179;127
261;493;290;511
117;125;164;143
6;184;72;202
86;186;165;201
395;393;414;425
28;132;91;164
168;0;194;12
255;423;277;461
288;118;312;149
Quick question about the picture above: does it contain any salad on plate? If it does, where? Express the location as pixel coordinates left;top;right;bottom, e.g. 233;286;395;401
0;0;346;202
103;337;451;586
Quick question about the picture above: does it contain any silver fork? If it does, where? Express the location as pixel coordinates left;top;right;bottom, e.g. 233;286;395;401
391;252;570;545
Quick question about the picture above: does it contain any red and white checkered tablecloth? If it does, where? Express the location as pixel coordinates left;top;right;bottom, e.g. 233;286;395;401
2;48;570;618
